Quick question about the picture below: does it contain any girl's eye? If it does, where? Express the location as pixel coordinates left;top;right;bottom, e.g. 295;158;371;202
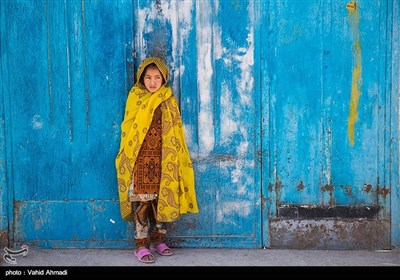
145;76;161;80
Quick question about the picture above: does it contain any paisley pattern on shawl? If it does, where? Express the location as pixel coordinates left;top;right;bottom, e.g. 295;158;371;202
115;57;198;222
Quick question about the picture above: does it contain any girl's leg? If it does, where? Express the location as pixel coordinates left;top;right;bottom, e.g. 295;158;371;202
133;201;154;262
149;200;173;256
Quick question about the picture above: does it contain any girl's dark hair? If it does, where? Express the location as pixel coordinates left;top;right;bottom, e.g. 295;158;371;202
139;63;165;85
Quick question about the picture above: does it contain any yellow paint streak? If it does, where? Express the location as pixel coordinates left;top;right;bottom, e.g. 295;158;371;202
347;1;362;146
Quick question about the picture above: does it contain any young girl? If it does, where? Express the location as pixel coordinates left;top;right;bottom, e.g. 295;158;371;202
115;57;199;263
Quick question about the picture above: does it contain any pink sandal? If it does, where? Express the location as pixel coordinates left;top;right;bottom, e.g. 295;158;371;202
151;243;174;256
134;248;155;263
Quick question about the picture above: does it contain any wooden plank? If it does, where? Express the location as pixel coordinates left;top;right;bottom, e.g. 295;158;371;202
0;0;11;246
269;0;324;205
390;0;400;248
6;0;134;246
268;0;386;208
5;0;62;201
329;0;381;206
14;200;132;248
69;0;134;199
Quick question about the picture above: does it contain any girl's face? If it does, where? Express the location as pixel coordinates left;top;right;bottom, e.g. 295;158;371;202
143;67;163;93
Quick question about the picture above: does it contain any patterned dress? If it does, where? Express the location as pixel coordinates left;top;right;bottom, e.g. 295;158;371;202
129;105;162;202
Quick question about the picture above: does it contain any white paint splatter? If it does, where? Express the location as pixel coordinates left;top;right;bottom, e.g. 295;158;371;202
166;0;193;83
215;0;219;14
32;115;43;130
161;1;192;94
196;0;215;155
237;141;249;156
235;35;254;106
213;25;223;60
136;7;151;56
184;123;195;149
323;106;332;184
220;82;238;144
219;2;254;145
235;2;255;106
216;201;252;223
196;162;208;173
232;158;254;195
137;1;194;95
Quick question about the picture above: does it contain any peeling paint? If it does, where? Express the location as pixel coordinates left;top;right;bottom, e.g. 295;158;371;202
216;201;251;223
297;180;304;191
377;186;390;197
274;178;283;203
3;0;395;250
323;126;332;184
321;184;335;206
270;219;390;249
321;184;334;192
344;185;352;194
196;0;214;155
220;82;239;144
268;183;273;192
31;114;43;130
157;0;193;92
347;1;362;146
362;183;373;193
261;194;266;209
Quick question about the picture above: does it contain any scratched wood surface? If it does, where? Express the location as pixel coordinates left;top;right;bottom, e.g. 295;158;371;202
1;0;135;248
266;0;390;211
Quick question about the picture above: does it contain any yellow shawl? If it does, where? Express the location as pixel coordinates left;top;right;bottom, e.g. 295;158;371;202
115;57;198;222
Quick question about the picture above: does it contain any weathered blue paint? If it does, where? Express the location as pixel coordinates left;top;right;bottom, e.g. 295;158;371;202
0;0;11;243
390;0;400;249
259;0;272;248
1;0;134;248
131;0;262;248
0;0;398;250
265;0;396;249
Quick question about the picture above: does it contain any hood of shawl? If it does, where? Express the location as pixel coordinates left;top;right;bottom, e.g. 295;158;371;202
135;57;169;89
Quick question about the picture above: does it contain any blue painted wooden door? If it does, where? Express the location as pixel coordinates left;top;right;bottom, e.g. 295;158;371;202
130;0;262;248
1;0;396;249
1;0;262;248
1;0;136;248
263;0;393;249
